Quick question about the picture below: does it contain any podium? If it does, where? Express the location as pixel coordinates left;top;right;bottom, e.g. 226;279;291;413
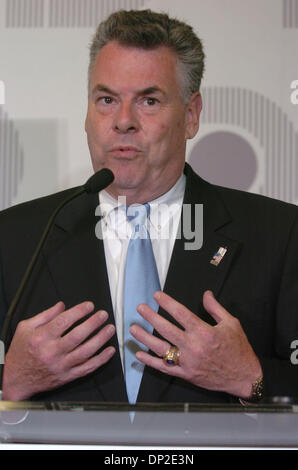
0;401;298;448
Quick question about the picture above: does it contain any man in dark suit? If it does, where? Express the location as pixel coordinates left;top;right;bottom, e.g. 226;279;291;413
1;10;298;404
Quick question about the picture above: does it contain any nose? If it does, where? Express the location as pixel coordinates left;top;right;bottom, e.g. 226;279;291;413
114;101;139;134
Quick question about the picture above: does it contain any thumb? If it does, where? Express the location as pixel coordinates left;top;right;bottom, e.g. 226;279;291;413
203;290;232;324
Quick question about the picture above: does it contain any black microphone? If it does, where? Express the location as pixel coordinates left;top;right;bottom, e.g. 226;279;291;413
0;168;114;392
84;168;114;195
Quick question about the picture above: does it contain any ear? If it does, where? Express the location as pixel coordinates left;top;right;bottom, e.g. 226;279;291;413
185;92;202;140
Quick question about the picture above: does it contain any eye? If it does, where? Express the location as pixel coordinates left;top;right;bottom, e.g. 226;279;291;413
144;97;159;106
98;96;114;105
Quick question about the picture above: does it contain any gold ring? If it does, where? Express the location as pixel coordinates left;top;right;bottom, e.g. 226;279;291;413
163;346;180;366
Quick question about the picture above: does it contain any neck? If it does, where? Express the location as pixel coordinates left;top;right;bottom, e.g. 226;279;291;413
106;173;183;205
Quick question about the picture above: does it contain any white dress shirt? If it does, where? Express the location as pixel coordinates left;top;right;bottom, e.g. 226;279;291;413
98;173;186;367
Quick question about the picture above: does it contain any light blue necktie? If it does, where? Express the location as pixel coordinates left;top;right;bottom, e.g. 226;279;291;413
123;203;161;404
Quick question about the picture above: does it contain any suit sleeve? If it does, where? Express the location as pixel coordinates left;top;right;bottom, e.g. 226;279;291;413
259;212;298;399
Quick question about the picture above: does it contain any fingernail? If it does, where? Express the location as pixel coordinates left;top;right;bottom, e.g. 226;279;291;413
86;302;94;312
154;291;161;300
99;310;108;321
107;324;115;334
107;346;116;356
137;304;145;313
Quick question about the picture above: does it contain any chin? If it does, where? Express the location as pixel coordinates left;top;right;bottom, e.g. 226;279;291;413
93;158;150;196
111;162;146;187
113;175;142;191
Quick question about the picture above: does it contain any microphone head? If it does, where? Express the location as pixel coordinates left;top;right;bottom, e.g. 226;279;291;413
84;168;114;194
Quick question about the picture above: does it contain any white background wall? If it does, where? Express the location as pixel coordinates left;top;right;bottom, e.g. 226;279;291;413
0;0;297;209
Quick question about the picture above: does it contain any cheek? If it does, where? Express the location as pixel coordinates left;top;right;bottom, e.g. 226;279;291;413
86;116;108;148
157;118;186;147
86;115;96;142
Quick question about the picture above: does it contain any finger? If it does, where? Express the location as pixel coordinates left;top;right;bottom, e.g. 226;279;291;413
65;323;116;367
154;291;206;331
137;303;185;348
203;290;233;323
130;324;171;358
30;301;66;328
59;310;110;353
68;346;116;382
46;301;95;337
136;350;184;379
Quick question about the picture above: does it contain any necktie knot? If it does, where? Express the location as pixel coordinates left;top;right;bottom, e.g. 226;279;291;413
126;203;150;237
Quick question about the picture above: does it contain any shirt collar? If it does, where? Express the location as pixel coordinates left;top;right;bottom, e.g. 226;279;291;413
99;172;186;231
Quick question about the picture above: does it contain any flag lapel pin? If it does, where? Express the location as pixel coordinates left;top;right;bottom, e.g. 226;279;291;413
210;247;227;266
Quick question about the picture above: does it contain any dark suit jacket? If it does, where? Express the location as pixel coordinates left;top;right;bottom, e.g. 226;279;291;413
0;163;298;403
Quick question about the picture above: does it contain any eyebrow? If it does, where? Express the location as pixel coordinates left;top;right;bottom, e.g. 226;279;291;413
91;85;115;97
90;84;166;99
139;86;166;96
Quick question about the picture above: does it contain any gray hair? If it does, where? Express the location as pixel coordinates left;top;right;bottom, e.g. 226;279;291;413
88;9;205;102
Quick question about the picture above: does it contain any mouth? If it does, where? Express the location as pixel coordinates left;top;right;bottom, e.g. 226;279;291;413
109;146;141;158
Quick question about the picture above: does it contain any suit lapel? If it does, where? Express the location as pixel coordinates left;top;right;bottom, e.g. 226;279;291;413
43;192;127;402
138;164;242;403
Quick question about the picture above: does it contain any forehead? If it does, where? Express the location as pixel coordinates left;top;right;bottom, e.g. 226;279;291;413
89;41;180;94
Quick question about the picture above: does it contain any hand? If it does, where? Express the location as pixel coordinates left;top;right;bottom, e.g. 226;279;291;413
130;290;262;399
2;301;116;401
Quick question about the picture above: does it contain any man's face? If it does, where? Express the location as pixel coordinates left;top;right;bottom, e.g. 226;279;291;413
85;41;201;203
